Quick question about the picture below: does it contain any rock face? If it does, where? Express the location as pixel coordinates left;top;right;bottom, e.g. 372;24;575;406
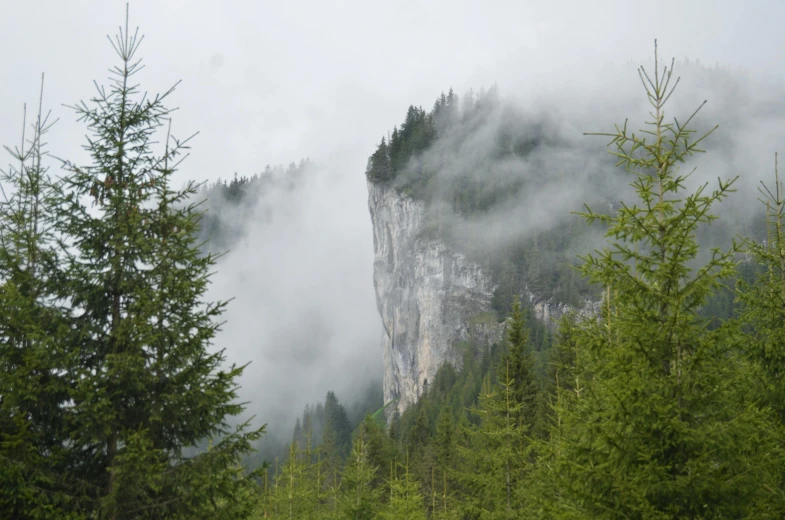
368;181;505;413
368;181;601;414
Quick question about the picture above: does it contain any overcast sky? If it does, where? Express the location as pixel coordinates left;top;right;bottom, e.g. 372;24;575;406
2;0;785;182
3;0;785;437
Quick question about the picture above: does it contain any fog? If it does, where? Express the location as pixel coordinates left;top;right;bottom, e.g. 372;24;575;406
401;60;785;257
202;158;382;441
3;1;785;446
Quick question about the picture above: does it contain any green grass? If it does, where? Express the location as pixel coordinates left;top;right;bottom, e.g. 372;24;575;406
370;399;400;424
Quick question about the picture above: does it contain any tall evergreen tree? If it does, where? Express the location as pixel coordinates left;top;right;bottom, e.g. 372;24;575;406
455;367;529;519
741;156;785;420
339;426;381;520
269;441;317;519
503;298;538;436
540;42;782;518
378;455;426;520
739;155;785;514
48;9;263;518
368;137;392;183
434;407;455;472
322;391;351;463
0;76;75;518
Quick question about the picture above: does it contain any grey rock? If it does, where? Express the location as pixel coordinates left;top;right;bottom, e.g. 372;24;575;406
367;181;598;414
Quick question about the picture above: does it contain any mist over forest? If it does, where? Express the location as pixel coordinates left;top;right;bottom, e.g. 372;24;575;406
5;1;785;518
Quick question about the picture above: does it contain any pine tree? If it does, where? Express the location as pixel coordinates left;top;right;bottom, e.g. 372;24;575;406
434;407;455;471
338;426;381;520
503;298;538;436
407;404;431;456
0;76;76;518
431;470;461;520
321;391;351;488
368;137;392;183
455;366;529;519
292;417;304;447
360;414;396;491
378;454;427;520
268;441;316;519
741;155;785;419
541;42;782;518
739;154;785;513
48;8;264;517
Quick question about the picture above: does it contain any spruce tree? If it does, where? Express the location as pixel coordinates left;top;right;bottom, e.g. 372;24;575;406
434;407;455;472
739;155;785;514
360;414;396;491
50;9;263;518
431;469;461;520
269;441;316;519
338;426;381;520
0;76;76;518
541;42;782;518
322;391;351;461
378;455;427;520
741;156;785;419
455;367;529;519
503;298;538;436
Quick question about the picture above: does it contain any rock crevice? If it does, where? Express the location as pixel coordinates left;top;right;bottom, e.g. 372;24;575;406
368;181;503;413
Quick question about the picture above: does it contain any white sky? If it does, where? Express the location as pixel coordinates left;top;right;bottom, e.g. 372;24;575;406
2;0;785;182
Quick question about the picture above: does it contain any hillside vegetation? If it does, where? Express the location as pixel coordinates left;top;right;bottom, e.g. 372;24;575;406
4;9;785;519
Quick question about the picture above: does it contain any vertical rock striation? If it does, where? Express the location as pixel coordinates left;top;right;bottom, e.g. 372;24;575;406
367;181;504;413
367;180;600;414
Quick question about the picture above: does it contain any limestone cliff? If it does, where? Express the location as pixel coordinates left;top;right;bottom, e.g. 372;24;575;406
367;181;505;413
368;180;600;413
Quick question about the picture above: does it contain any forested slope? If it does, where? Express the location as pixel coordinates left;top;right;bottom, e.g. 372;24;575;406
4;9;785;518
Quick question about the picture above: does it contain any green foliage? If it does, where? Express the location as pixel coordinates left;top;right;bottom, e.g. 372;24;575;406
0;76;78;520
259;44;785;520
1;11;263;518
7;13;785;518
741;159;785;420
322;391;352;461
737;157;785;514
455;365;532;519
540;44;783;518
267;441;319;519
366;105;435;184
503;299;539;434
338;428;382;520
378;456;426;520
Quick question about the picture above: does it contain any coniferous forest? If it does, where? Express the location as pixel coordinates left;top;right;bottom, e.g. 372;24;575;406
5;9;785;520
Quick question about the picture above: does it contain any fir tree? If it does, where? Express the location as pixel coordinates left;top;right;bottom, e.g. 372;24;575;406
378;455;427;520
360;414;396;491
434;407;455;471
368;137;392;183
503;298;538;436
739;155;785;513
322;391;351;483
339;426;381;520
49;8;263;517
269;441;316;519
0;76;75;518
455;366;529;519
541;42;782;518
741;155;785;420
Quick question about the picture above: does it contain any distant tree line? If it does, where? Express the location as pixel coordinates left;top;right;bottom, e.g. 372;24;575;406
196;160;312;253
